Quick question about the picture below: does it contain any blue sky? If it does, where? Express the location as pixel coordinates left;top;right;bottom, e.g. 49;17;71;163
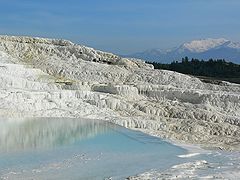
0;0;239;54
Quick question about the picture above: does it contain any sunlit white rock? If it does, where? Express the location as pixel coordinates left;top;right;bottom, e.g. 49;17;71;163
0;35;239;153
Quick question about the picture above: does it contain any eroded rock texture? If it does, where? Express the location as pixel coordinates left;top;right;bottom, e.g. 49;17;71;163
0;35;239;150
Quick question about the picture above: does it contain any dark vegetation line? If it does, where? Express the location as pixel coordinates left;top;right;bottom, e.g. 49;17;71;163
146;57;240;84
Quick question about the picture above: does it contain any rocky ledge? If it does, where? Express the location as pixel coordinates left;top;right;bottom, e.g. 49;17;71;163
0;35;239;151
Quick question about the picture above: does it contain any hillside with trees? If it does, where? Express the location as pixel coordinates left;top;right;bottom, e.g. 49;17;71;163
147;57;240;84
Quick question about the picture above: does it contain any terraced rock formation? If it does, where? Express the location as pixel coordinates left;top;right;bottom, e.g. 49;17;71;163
0;35;239;151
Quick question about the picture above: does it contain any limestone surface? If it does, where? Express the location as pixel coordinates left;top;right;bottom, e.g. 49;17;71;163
0;35;239;153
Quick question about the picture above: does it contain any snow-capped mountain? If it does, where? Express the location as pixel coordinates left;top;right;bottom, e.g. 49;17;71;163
128;38;240;63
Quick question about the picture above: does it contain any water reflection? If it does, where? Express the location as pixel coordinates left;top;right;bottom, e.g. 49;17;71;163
0;118;112;152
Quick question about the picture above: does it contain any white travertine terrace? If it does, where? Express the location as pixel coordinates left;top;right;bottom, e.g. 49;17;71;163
0;35;239;153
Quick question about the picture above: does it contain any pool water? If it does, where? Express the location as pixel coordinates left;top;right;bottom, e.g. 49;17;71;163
0;118;239;179
0;117;189;179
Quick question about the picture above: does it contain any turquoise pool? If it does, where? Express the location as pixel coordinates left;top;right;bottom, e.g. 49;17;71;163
0;117;188;179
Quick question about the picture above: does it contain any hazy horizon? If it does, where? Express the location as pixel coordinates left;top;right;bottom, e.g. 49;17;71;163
0;0;240;54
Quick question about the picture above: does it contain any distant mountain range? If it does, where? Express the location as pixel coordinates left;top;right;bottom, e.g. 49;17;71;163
127;38;240;64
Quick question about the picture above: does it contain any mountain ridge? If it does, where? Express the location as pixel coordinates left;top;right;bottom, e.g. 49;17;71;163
128;38;240;64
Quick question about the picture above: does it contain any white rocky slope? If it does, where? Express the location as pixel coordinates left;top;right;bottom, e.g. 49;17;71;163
0;35;240;153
